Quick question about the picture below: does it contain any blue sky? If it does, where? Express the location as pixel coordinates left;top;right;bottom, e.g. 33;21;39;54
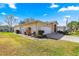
0;3;79;26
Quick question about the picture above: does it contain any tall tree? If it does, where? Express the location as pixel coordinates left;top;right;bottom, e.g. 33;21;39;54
24;18;35;23
19;21;25;24
67;21;79;32
19;18;35;24
5;14;18;32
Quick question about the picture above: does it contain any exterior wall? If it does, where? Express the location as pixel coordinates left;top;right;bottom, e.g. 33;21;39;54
22;24;38;34
14;26;52;35
14;21;57;35
29;23;53;35
30;26;52;35
14;27;20;32
20;27;26;34
31;25;38;33
49;23;57;33
14;26;25;34
40;26;51;34
51;24;54;32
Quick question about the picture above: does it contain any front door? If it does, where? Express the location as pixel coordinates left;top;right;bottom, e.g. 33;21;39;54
54;24;57;32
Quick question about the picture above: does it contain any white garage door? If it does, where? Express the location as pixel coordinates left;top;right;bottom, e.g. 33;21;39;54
40;27;51;34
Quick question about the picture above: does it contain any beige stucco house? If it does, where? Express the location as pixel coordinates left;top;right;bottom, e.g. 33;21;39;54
14;20;58;35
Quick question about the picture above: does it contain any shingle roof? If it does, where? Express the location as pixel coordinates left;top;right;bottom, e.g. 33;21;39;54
15;20;58;27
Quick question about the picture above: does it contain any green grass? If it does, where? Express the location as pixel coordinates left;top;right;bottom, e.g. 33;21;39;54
0;32;79;56
69;31;79;36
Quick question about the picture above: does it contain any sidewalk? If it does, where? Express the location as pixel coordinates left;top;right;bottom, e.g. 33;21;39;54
17;33;79;43
60;35;79;43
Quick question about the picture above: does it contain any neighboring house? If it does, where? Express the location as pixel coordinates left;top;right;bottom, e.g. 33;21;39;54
14;20;58;35
57;26;67;32
0;25;10;32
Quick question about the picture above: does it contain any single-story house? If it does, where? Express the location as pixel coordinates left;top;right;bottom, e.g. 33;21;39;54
14;20;58;35
0;25;10;32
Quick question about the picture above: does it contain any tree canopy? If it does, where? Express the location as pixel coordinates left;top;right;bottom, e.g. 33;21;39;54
19;18;35;24
5;14;18;32
67;21;79;32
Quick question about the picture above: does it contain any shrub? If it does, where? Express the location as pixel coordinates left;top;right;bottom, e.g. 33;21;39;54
36;30;46;38
57;31;64;34
57;30;69;35
32;32;36;37
64;30;69;35
38;30;44;35
16;30;21;34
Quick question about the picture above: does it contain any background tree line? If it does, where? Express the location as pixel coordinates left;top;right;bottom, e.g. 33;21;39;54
4;14;35;32
67;21;79;32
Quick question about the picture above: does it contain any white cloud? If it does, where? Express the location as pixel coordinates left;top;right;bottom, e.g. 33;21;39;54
50;3;59;8
43;14;48;16
1;12;6;15
7;3;16;9
59;6;79;12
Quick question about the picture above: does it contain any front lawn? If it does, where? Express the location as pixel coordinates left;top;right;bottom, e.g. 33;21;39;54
69;31;79;36
0;32;79;56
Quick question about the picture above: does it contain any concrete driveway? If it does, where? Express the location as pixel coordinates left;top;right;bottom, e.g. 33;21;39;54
18;33;79;43
60;35;79;43
46;32;79;43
